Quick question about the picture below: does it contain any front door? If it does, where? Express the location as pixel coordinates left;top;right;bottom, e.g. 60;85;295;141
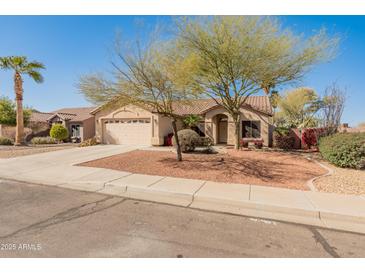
218;118;228;143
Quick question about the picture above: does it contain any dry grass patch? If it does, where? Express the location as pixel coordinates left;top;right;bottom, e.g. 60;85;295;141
0;144;77;158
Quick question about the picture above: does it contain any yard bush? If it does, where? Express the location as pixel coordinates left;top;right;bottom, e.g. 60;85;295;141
49;124;69;142
273;128;295;149
302;128;327;149
172;129;200;153
196;136;213;147
31;136;57;145
79;137;99;147
0;136;13;145
319;132;365;169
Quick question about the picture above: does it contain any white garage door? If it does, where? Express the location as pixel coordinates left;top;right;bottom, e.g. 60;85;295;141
103;118;152;145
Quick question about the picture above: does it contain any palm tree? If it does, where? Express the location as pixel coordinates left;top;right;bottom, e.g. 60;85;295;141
0;56;45;145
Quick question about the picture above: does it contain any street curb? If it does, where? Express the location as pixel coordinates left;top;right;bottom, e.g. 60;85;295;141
305;157;334;192
1;145;364;235
2;175;365;234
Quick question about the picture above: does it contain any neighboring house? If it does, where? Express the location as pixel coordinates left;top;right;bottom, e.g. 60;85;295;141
91;96;274;147
30;107;95;142
338;123;365;133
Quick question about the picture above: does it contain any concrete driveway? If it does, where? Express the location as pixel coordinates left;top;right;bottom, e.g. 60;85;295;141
0;144;144;188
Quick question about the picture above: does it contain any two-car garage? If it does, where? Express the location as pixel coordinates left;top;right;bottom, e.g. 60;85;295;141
102;118;152;145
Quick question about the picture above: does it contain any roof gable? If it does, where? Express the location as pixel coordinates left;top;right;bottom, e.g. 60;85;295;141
30;107;95;123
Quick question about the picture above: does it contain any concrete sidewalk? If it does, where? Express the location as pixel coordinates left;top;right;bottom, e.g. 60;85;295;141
0;144;364;234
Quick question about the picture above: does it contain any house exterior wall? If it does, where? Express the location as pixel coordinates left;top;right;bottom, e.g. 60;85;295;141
152;115;184;145
62;118;94;142
93;103;272;146
81;117;95;140
95;104;175;146
204;106;272;146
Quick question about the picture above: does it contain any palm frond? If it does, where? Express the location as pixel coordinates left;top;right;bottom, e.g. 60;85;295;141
0;56;45;83
0;57;13;70
23;61;46;71
27;70;44;83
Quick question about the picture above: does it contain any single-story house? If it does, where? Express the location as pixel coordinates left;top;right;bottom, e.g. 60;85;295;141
30;107;95;142
91;96;274;147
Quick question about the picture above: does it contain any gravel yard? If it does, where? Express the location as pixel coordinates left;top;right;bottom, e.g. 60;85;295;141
0;144;77;158
79;149;327;190
314;162;365;195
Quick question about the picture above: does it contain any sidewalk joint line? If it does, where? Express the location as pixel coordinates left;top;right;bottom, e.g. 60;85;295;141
147;176;167;187
187;181;207;208
96;173;133;192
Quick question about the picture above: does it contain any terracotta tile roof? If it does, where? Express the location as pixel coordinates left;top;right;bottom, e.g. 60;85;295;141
51;107;95;122
91;96;273;116
30;107;95;123
172;96;273;116
29;111;54;123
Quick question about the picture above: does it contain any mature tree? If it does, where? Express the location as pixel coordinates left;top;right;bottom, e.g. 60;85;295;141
177;16;338;149
0;56;45;145
320;83;346;135
79;40;198;161
269;90;280;115
0;96;32;126
275;87;322;128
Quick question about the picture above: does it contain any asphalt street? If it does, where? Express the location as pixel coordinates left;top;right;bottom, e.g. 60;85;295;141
0;179;364;258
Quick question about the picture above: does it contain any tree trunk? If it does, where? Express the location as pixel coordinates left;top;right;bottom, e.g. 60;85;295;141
233;114;240;150
171;118;182;161
263;86;270;95
14;72;24;146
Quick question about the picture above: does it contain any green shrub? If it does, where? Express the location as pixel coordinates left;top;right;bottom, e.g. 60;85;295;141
274;127;290;136
196;136;213;147
319;132;365;169
172;129;200;153
0;136;13;145
31;136;57;145
79;137;99;147
49;124;69;142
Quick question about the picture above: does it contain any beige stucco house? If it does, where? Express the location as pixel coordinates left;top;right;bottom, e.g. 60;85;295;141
30;107;95;142
91;96;274;147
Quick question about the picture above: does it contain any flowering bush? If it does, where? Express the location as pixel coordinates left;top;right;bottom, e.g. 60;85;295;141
254;139;264;149
240;139;248;148
302;128;326;149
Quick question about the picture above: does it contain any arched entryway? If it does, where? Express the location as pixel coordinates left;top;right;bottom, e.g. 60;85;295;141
216;114;228;144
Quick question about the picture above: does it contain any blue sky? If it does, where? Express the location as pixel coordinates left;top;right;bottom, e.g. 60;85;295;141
0;16;364;126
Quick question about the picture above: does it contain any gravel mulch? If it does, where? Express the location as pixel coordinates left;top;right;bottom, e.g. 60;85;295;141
314;162;365;195
0;144;77;158
79;149;327;190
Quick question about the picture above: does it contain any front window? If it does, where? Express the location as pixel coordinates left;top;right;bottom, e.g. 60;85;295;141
71;125;80;137
242;121;261;138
